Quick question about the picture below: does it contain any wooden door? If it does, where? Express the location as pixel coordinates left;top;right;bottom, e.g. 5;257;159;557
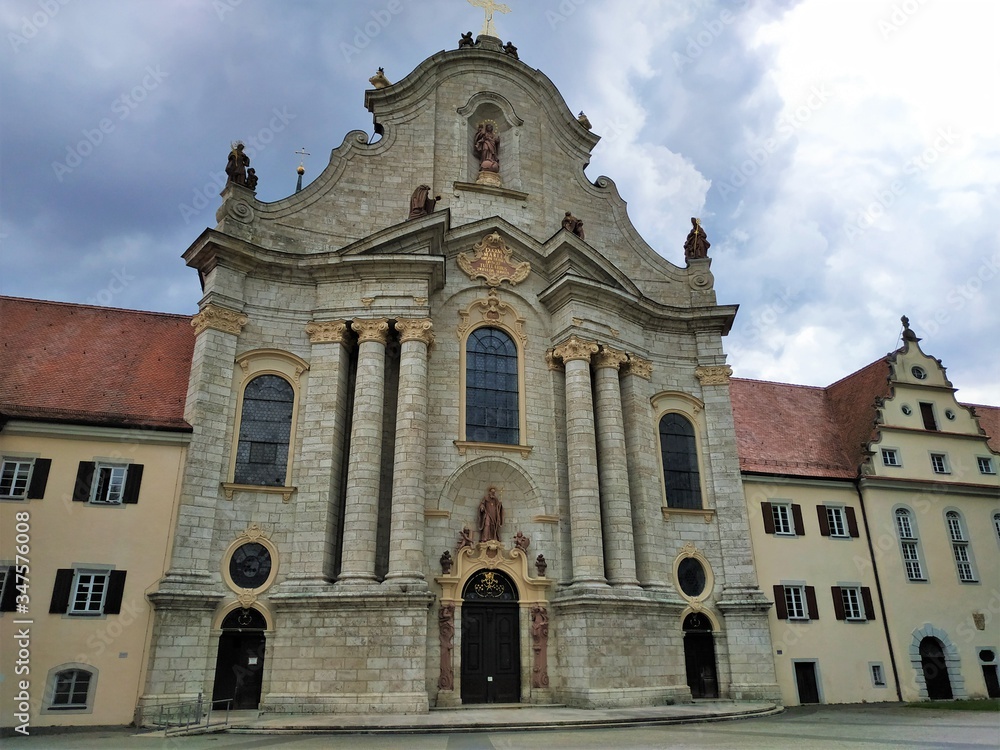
461;602;520;704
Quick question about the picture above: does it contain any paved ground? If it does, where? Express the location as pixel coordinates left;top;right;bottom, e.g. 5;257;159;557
6;704;999;749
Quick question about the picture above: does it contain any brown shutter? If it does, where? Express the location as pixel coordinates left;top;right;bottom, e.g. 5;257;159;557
861;587;876;621
122;464;143;504
104;571;127;615
831;586;845;620
762;503;775;534
805;586;819;620
27;458;51;499
792;504;805;536
49;569;75;613
0;567;17;612
773;585;788;619
817;505;831;536
72;462;95;502
845;507;860;538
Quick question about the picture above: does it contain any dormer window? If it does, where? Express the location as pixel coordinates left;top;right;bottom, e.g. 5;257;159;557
919;402;938;431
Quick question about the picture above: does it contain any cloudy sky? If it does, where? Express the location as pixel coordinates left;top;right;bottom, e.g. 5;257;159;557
2;0;997;403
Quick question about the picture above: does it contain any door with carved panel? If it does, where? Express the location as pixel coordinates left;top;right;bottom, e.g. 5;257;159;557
461;569;520;704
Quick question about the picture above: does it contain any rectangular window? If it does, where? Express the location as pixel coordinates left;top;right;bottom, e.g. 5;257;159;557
953;544;975;582
50;568;126;616
881;448;901;467
784;586;806;619
72;462;143;505
92;465;126;504
841;587;863;619
70;573;109;614
826;506;847;537
979;457;996;475
920;402;938;430
0;460;32;498
51;670;92;709
833;585;875;621
930;453;949;474
871;663;886;687
901;542;924;580
773;504;792;534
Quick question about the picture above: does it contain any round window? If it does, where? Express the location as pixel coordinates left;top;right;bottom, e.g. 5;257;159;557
901;404;912;416
677;557;707;598
911;366;927;380
229;542;272;589
980;649;996;663
945;409;956;420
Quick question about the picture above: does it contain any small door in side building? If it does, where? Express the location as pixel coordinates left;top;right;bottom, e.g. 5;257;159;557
794;661;820;704
919;637;953;699
982;665;1000;698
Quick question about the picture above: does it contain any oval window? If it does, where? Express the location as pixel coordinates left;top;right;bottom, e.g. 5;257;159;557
677;557;707;598
229;542;272;589
911;366;927;380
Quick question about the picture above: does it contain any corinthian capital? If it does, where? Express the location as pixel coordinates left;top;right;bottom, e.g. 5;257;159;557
594;345;628;370
191;304;248;336
305;320;349;344
395;318;435;345
552;335;599;364
352;318;391;345
623;355;652;380
695;365;733;386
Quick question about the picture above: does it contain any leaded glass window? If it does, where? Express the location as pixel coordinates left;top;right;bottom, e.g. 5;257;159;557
235;375;294;486
466;327;519;445
659;413;702;509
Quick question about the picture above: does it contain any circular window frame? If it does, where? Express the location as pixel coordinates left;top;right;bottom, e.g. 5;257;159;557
901;404;912;416
910;366;927;380
222;534;279;595
673;547;715;603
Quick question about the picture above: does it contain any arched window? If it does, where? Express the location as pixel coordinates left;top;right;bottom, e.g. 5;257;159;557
945;510;977;582
894;508;925;581
234;374;294;486
465;327;519;445
49;668;94;710
994;512;1000;544
659;413;702;509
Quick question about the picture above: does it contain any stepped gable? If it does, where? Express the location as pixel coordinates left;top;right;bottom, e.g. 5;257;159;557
0;296;194;430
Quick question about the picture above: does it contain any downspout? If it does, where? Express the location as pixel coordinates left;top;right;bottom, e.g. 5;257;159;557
855;475;903;701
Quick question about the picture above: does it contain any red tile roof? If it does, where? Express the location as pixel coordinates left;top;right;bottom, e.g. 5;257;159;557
0;297;194;431
972;404;1000;454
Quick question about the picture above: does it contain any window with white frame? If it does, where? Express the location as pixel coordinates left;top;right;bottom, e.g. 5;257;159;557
826;506;847;537
832;585;875;622
994;512;1000;543
50;568;126;616
946;511;977;582
785;586;807;619
70;573;108;614
773;584;818;620
930;453;949;474
871;663;886;687
841;587;863;620
0;457;50;500
72;462;143;505
772;503;792;534
92;465;126;504
48;669;93;710
881;448;901;467
895;508;925;581
978;457;996;475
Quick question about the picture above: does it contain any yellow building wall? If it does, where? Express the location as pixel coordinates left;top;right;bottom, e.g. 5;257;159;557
0;425;186;729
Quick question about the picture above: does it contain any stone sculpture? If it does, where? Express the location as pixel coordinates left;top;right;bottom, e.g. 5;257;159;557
474;122;500;173
562;211;585;240
458;526;474;550
439;550;453;574
478;486;503;542
407;184;440;220
369;67;391;89
438;604;455;690
513;531;530;551
503;41;518;59
531;605;550;688
459;31;474;48
225;141;250;186
245;167;258;191
683;217;710;261
535;553;547;577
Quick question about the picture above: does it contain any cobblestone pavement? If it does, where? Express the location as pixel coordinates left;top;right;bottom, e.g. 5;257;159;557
6;705;999;749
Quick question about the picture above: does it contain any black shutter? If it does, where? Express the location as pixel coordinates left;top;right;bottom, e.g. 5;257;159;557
122;464;143;504
831;586;845;620
72;462;95;502
792;504;805;536
805;586;819;620
0;566;16;612
773;585;788;619
861;587;876;621
845;507;860;538
49;569;75;613
27;458;51;499
103;571;127;614
817;505;831;536
762;502;775;534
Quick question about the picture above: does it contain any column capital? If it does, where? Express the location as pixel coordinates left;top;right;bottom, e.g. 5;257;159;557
594;345;628;370
305;320;349;345
191;304;248;336
695;365;733;385
553;335;599;363
623;355;653;380
395;318;435;346
352;318;391;344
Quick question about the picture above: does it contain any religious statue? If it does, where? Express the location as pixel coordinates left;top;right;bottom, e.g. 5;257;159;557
561;211;585;240
439;550;453;574
683;217;710;261
369;67;391;89
478;486;503;543
407;184;440;220
457;526;474;550
530;605;550;688
577;111;592;130
459;31;474;48
513;531;530;551
474;122;500;173
225;141;250;186
245;168;258;191
503;41;519;59
438;604;455;690
535;553;547;577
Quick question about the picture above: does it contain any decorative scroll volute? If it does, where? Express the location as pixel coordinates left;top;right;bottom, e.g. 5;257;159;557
191;304;248;336
457;288;527;348
457;232;530;287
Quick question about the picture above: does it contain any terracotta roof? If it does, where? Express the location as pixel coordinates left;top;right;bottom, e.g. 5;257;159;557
0;297;194;431
971;404;1000;454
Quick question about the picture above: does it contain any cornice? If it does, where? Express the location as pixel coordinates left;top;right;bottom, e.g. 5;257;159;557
0;420;192;444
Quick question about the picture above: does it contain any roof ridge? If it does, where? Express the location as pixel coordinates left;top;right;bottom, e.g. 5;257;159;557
0;295;193;321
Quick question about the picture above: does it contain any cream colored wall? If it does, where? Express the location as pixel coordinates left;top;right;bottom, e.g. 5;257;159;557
0;426;186;728
744;477;897;705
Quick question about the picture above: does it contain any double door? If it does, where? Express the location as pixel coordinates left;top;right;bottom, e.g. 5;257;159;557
461;602;520;704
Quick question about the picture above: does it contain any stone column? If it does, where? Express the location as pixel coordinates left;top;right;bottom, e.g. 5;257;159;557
593;346;639;587
621;356;668;589
552;335;606;586
338;318;390;585
385;318;434;586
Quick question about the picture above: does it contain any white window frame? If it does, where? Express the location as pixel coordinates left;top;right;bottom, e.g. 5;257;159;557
50;669;92;709
881;448;901;467
772;503;793;535
945;511;977;583
826;506;848;538
43;665;98;714
69;571;110;615
929;453;950;475
90;463;127;505
870;662;887;687
0;458;34;499
841;586;865;620
784;585;807;620
994;512;1000;545
978;456;996;475
895;508;926;581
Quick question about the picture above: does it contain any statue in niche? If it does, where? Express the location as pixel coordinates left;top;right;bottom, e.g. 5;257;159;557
535;553;547;577
474;122;500;173
513;531;530;551
439;550;453;574
225;141;250;186
458;526;474;550
530;605;550;688
683;217;710;261
245;168;258;191
561;211;585;240
503;41;519;59
478;486;503;542
408;184;440;220
438;604;455;690
459;31;474;48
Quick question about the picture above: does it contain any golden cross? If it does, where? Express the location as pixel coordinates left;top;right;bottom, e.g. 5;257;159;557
467;0;511;37
294;146;310;166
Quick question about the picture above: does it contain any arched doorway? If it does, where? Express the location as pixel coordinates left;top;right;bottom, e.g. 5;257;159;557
461;569;520;704
920;637;953;699
683;612;718;698
212;608;267;710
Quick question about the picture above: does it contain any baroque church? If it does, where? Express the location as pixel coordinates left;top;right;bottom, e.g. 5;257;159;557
141;28;778;714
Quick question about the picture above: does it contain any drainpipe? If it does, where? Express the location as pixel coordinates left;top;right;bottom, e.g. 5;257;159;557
855;475;903;701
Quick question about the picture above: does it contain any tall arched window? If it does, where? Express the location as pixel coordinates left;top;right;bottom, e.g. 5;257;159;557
234;374;294;486
945;510;977;582
894;507;925;581
466;327;519;445
659;413;702;509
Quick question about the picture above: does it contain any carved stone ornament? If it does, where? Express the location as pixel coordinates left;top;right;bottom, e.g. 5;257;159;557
457;232;530;287
552;335;599;364
457;288;527;347
623;355;653;380
352;318;391;344
530;605;550;688
395;318;435;346
695;365;733;386
240;523;270;543
305;320;349;345
227;200;255;224
438;604;455;690
191;304;248;336
545;349;562;371
973;612;986;631
440;550;453;574
594;345;628;370
535;553;547;577
513;531;530;551
236;589;258;609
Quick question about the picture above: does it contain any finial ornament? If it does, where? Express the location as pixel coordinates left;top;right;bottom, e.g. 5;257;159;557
467;0;511;37
901;315;921;343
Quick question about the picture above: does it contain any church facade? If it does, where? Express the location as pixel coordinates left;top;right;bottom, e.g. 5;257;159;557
139;34;779;715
